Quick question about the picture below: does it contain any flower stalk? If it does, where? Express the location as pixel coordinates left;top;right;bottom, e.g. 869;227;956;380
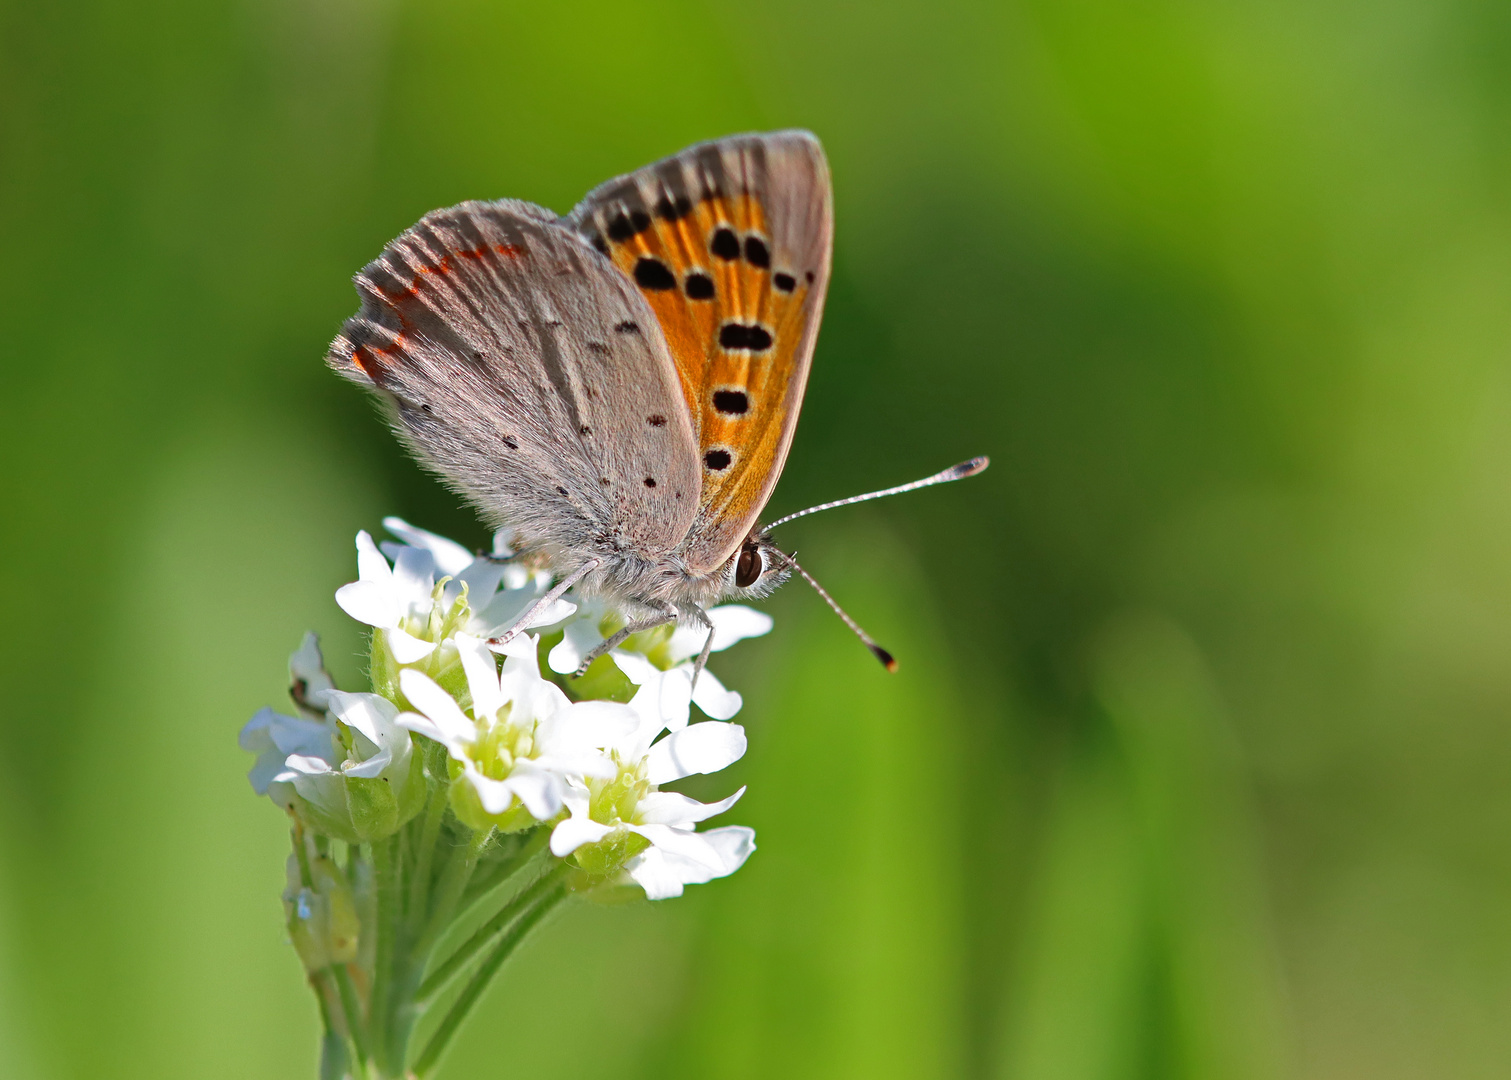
241;520;763;1078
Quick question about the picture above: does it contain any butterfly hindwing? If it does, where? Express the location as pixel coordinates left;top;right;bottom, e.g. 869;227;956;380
328;200;701;561
564;131;833;572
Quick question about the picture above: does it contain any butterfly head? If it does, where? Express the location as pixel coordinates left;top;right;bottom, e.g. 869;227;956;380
725;531;792;600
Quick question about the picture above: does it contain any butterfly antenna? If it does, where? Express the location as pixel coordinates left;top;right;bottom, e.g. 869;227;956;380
773;550;898;673
766;456;989;530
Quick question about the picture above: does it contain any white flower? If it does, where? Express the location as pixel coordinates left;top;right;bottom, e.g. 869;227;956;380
548;706;755;900
240;706;334;808
396;633;634;830
335;524;576;669
239;687;423;842
548;604;773;728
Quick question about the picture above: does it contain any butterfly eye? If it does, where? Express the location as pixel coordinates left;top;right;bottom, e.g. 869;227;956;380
735;544;763;588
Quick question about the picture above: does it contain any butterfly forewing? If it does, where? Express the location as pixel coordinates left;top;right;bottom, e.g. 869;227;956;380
565;131;833;571
328;200;700;561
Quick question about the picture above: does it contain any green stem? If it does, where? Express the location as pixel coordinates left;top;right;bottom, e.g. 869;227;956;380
332;963;369;1067
405;751;450;939
458;827;550;912
412;871;571;1078
411;827;491;960
368;834;403;1075
312;970;353;1080
415;858;564;1005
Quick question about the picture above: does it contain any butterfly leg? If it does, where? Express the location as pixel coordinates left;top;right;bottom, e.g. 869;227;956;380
684;604;717;695
573;603;678;676
488;559;600;648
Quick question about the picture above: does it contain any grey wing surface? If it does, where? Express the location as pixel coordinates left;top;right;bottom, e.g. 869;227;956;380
328;200;700;562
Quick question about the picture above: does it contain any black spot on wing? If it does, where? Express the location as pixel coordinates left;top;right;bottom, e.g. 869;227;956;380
713;390;749;415
710;228;740;260
704;449;732;471
655;194;693;220
606;214;636;242
633;257;677;290
719;323;773;352
647;415;667;427
744;236;770;268
614;320;640;333
643;477;657;488
773;272;796;293
685;272;715;300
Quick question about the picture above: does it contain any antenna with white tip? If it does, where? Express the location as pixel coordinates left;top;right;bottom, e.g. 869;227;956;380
767;456;989;530
765;456;989;672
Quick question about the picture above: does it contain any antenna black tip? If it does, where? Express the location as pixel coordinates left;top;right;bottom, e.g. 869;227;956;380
870;644;899;672
949;456;990;480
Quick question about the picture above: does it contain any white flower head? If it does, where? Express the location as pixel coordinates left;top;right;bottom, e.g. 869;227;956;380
548;604;773;730
239;683;423;843
397;633;636;832
337;522;578;696
549;707;755;900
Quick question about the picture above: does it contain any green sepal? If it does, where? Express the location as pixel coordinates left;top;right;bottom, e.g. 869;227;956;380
447;766;543;833
569;827;650;878
286;854;359;973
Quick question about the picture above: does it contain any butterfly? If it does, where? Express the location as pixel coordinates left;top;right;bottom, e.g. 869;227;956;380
328;130;984;675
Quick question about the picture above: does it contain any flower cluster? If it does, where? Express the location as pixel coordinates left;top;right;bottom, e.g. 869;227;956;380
242;516;762;899
240;518;768;1077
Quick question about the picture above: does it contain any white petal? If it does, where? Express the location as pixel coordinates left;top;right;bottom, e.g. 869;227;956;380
396;711;458;752
387;628;438;664
456;559;507;608
707;606;774;649
324;690;400;748
547;701;640;753
238;707;280;753
548;618;605;674
628;824;728;871
336;580;400;630
536;751;620;781
454;633;504;720
526;598;578;629
636;786;746;827
550;815;614;857
354;530;392;586
391;545;437;609
507;765;562;820
664;605;774;663
626;666;692;732
646;722;747;784
486;630;539;662
383;516;474;577
342;746;395;779
610;650;659;685
247;751;290;795
625;848;688;900
398;669;475;744
288;633;335;709
689;666;742;720
283;753;336;777
700;825;757;875
464;768;516;815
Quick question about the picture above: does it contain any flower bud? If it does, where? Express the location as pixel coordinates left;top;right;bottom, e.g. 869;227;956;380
283;850;359;973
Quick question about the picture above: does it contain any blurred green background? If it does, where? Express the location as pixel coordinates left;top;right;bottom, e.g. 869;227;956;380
4;0;1511;1077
